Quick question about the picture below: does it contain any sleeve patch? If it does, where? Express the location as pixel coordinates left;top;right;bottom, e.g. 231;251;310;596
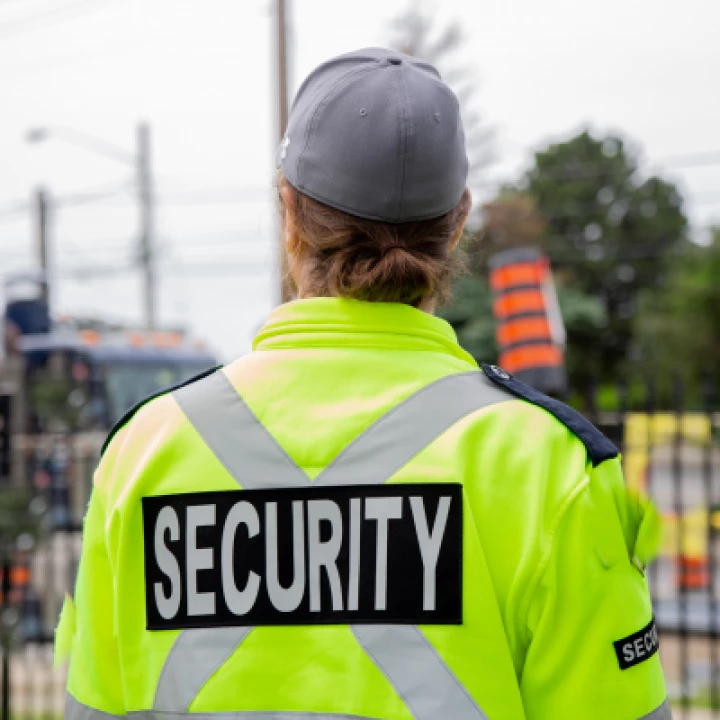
101;365;222;457
613;617;659;670
481;364;618;467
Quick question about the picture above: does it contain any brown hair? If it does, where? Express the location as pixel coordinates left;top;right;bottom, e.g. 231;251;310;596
279;174;471;307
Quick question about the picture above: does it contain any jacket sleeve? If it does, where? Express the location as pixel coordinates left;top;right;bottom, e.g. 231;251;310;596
60;483;126;717
520;456;670;720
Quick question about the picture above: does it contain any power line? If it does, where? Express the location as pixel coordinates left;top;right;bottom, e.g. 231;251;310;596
0;231;267;256
518;149;720;183
0;200;29;224
0;179;131;214
53;189;720;212
0;162;717;218
55;180;133;208
482;198;707;224
54;262;135;279
1;219;710;266
160;262;272;277
473;231;710;266
54;260;272;280
650;150;720;171
91;186;272;207
2;187;270;209
157;192;272;207
22;233;719;280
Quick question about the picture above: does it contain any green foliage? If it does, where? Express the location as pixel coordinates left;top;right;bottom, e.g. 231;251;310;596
29;377;81;432
443;130;696;394
441;273;613;375
555;284;608;383
438;275;496;363
556;284;607;330
634;228;720;378
523;130;688;379
0;487;43;560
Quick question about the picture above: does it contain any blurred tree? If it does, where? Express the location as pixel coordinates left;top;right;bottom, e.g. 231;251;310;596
555;284;607;387
481;191;546;248
634;228;720;378
0;488;42;561
521;130;688;381
466;190;545;274
440;191;548;363
440;187;612;387
0;486;44;647
439;274;496;364
389;2;494;208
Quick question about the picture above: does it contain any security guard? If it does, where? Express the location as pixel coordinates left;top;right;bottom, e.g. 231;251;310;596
57;48;670;720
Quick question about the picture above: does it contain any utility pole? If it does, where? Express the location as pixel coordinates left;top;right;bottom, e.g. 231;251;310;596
35;188;50;310
25;124;157;325
276;0;293;303
136;122;156;329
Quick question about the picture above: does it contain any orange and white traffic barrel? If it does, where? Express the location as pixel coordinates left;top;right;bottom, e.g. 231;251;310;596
489;247;567;395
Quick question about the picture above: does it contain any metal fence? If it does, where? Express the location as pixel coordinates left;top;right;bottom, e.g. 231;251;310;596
0;375;719;719
1;432;96;720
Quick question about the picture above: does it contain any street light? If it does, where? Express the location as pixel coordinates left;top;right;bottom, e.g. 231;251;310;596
25;123;157;330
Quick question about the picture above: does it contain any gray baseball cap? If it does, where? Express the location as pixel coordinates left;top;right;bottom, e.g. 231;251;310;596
278;47;468;224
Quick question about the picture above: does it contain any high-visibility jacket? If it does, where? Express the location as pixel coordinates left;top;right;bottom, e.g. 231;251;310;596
58;298;669;720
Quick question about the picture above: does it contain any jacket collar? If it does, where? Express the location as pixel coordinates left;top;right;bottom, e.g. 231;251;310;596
253;298;476;365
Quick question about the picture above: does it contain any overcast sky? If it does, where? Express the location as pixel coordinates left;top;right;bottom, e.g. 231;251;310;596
1;0;719;361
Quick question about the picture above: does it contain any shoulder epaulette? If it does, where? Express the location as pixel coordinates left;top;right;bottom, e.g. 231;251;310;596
481;363;618;467
101;365;222;457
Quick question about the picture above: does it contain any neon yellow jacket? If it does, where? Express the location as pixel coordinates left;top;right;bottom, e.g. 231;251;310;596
59;298;669;720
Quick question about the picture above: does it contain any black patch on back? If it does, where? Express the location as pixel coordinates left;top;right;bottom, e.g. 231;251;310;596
481;364;618;467
101;365;222;457
614;617;659;670
142;483;463;630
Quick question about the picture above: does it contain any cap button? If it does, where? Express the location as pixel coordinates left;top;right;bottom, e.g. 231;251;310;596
387;57;402;65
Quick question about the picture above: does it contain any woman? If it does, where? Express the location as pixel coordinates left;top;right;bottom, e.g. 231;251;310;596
59;48;668;720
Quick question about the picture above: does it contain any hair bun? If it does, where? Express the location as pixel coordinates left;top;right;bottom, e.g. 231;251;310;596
380;243;406;257
279;174;470;307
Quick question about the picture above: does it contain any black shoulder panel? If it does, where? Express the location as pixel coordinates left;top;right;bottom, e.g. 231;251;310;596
100;365;222;457
481;363;618;467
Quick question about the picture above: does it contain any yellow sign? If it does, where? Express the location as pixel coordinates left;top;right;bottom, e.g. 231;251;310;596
624;413;714;558
623;413;712;493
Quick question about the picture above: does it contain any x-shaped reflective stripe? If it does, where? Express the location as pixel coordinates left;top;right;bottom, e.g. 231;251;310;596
66;693;674;720
153;370;510;719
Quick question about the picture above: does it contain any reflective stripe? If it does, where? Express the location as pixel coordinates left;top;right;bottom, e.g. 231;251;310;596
164;372;306;710
639;699;672;720
173;371;307;490
66;694;124;720
155;627;488;719
352;625;488;720
154;627;252;711
315;372;509;487
68;692;672;720
164;371;506;717
174;370;508;492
